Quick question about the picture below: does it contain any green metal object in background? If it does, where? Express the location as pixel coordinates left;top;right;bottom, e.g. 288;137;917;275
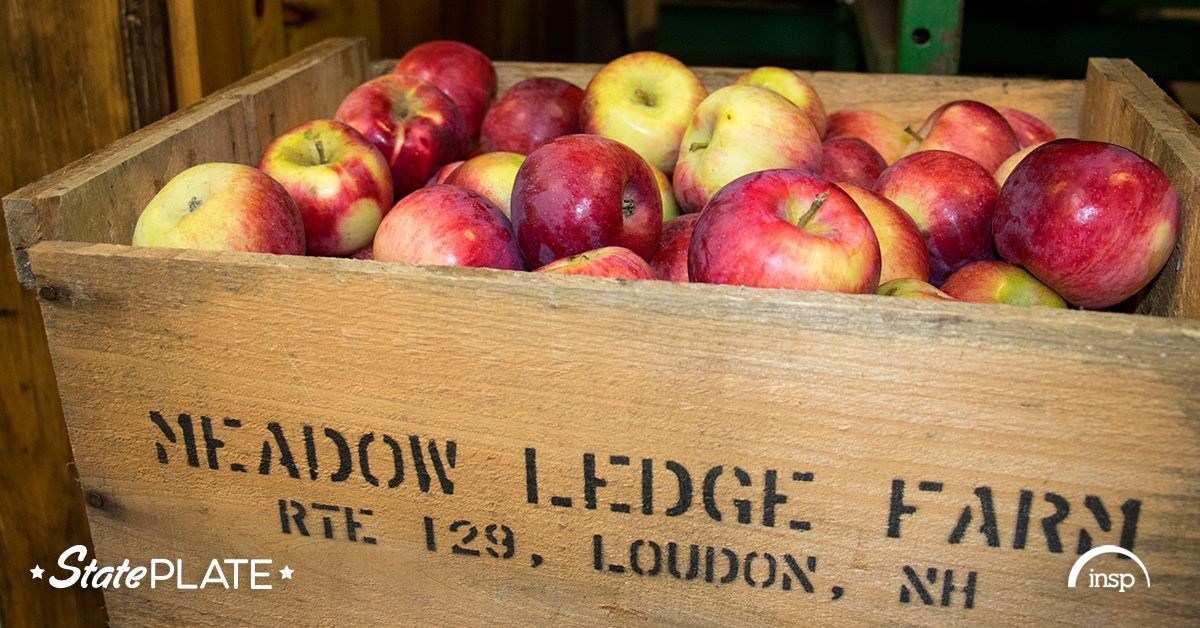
896;0;964;74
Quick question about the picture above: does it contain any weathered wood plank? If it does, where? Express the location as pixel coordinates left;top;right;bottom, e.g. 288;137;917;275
28;242;1200;626
1082;58;1200;320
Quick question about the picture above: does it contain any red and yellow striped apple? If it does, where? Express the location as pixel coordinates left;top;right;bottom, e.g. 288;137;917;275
673;86;821;214
335;73;467;198
906;100;1019;172
481;77;584;155
997;106;1056;148
394;40;495;139
733;66;827;136
534;246;653;280
258;120;392;257
373;185;524;271
821;137;887;189
940;260;1067;307
877;279;956;301
993;139;1179;308
444;151;525;217
133;163;304;255
649;163;680;220
511;134;662;266
876;150;999;283
825;109;910;164
689;169;880;293
838;183;929;284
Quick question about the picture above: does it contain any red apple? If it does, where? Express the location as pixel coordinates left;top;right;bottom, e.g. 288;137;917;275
511;134;662;266
825;109;910;163
838;183;929;284
336;73;467;198
534;246;653;280
689;169;880;293
733;66;827;137
907;100;1019;172
426;160;464;187
581;51;707;173
444;151;525;217
876;150;999;283
673;85;822;214
820;137;887;189
373;185;524;270
940;260;1067;308
650;213;700;282
132;163;304;254
877;279;956;301
993;139;1179;308
997;106;1056;148
350;246;374;260
258;119;393;257
394;40;496;139
481;77;584;155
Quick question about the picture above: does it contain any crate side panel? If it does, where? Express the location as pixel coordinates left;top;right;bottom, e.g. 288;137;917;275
1083;59;1200;320
29;244;1200;626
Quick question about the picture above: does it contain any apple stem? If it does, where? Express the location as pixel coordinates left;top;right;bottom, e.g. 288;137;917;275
903;126;924;143
314;139;327;165
688;142;709;152
186;197;202;213
789;192;828;229
622;197;636;219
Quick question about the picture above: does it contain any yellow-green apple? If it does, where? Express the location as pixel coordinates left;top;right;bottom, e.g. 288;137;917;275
444;151;525;217
992;139;1179;308
940;260;1067;307
838;183;929;284
258;119;392;257
997;106;1056;148
580;51;707;173
335;73;467;198
876;150;999;283
649;163;680;220
689;169;880;292
373;185;524;270
394;40;496;139
993;143;1042;187
907;100;1019;172
534;246;654;280
733;66;827;136
481;77;584;154
673;85;821;213
426;160;464;186
133;163;304;254
821;137;886;188
650;213;699;282
878;278;956;301
511;134;662;266
825;109;910;163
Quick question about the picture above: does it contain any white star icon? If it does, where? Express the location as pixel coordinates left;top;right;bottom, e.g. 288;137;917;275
30;565;44;580
279;565;293;580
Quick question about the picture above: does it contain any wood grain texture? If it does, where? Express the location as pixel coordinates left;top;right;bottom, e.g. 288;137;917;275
3;38;368;284
27;242;1200;625
1082;58;1200;320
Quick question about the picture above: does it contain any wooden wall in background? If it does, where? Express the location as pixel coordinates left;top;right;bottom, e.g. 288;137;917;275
0;1;122;626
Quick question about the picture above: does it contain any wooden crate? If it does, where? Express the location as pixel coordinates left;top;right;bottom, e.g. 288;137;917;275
5;38;1199;626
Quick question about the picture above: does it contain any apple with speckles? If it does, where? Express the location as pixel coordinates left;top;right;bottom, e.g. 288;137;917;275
133;163;305;254
993;139;1179;308
876;150;999;283
511;134;662;266
373;185;524;270
534;246;654;279
673;85;821;214
689;169;880;293
336;73;467;198
259;120;393;257
394;40;496;139
481;77;584;155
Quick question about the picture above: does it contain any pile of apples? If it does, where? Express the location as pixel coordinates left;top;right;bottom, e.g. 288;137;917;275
133;41;1181;310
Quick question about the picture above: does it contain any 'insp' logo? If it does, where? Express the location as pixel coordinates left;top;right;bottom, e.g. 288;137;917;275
1067;545;1150;593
